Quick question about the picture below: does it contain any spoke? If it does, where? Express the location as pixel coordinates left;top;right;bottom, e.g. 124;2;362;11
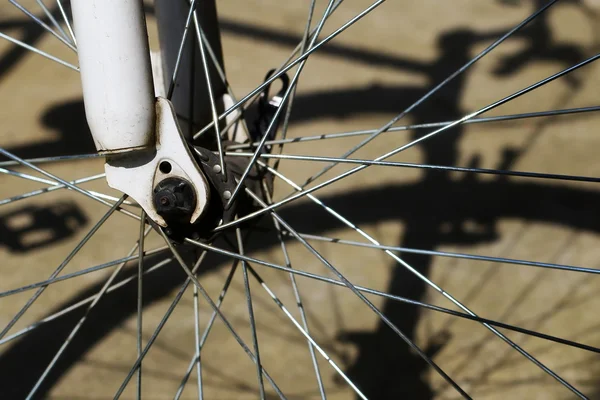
193;13;227;181
225;0;338;208
56;0;76;46
174;257;240;400
242;188;471;399
0;170;136;207
216;53;600;232
26;220;152;400
248;166;586;397
166;0;199;100
185;240;600;357
113;251;213;399
192;284;203;400
194;0;385;138
263;186;326;399
294;232;600;275
0;195;126;341
295;0;558;188
226;105;600;150
0;245;167;298
246;261;364;399
0;256;173;347
273;0;318;171
0;31;78;71
0;153;100;167
35;0;72;45
0;148;139;220
136;213;146;400
158;230;287;400
10;0;77;52
235;229;266;399
228;151;600;184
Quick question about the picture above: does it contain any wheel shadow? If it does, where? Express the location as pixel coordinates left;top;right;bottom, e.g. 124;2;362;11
0;3;599;399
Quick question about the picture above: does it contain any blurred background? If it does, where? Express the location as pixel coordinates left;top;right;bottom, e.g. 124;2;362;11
1;0;600;398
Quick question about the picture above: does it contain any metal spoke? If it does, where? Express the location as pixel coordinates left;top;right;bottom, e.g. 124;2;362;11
228;151;600;184
26;203;150;400
0;245;167;298
263;186;326;399
293;232;600;275
225;0;337;208
273;0;317;172
0;256;173;347
192;284;203;400
174;257;241;400
158;230;287;400
194;0;385;138
35;0;72;45
10;0;77;52
226;105;600;151
0;170;136;206
246;167;586;397
56;0;76;46
245;261;364;399
236;229;266;399
0;31;78;71
185;240;600;357
136;213;146;400
166;0;200;100
113;251;214;399
0;148;139;220
193;11;227;181
242;188;471;399
216;53;600;232
0;195;126;341
0;153;100;167
295;0;558;188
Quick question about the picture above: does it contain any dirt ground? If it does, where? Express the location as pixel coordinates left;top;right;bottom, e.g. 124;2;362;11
2;1;600;399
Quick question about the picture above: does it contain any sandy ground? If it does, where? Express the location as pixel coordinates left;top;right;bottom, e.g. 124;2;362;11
2;1;600;399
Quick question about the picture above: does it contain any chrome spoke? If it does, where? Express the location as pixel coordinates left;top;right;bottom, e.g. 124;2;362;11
194;0;385;137
263;186;327;399
56;0;76;45
228;151;600;184
185;240;600;357
114;250;212;399
226;105;600;151
192;284;204;400
35;0;72;45
216;53;600;232
0;196;127;341
295;0;558;188
159;230;287;400
0;153;100;167
0;31;78;71
25;219;152;400
248;166;586;397
193;12;227;180
136;213;146;400
0;148;139;220
0;256;173;347
174;256;240;400
10;0;77;52
242;188;471;399
246;262;364;399
294;232;600;275
166;0;200;100
236;228;266;399
0;246;167;298
225;0;338;208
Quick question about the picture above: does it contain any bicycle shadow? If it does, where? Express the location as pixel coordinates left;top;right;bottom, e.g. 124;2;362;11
0;3;598;399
